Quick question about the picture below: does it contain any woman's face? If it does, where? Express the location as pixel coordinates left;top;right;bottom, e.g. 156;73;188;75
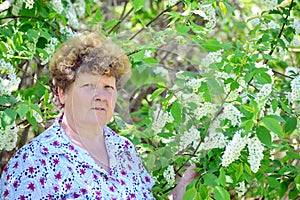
59;72;117;130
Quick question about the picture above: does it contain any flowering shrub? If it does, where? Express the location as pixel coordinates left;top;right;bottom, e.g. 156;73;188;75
0;0;299;199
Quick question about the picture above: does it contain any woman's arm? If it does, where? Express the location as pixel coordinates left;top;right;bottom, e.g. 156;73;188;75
168;165;198;200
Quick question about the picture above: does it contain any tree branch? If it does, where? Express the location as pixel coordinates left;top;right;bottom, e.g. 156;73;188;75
129;1;182;40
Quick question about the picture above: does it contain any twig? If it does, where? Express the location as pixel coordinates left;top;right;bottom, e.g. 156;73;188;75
108;6;134;35
129;1;182;40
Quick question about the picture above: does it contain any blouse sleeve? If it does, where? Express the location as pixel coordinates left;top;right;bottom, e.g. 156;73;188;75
0;142;51;199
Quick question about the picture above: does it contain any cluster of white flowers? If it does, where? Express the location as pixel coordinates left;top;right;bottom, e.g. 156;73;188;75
195;3;216;29
166;0;179;6
51;0;64;14
40;37;59;65
221;130;248;167
0;123;19;151
261;0;278;10
153;67;168;77
163;165;176;185
66;0;79;28
291;17;300;34
179;126;200;150
151;108;174;133
255;84;272;102
220;104;243;127
59;23;77;37
248;18;260;28
24;0;34;9
194;102;217;120
290;75;300;113
74;0;86;18
235;181;247;197
199;50;223;72
176;91;204;107
186;78;203;92
12;0;23;15
199;131;228;151
0;59;21;95
247;136;264;173
290;35;300;47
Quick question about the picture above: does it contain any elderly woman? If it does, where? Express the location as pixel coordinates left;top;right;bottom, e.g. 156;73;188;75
0;32;197;199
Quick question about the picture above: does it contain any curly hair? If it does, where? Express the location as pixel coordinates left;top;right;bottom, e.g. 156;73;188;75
49;32;131;109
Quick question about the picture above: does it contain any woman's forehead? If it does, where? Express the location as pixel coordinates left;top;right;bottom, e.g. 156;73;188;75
76;72;116;83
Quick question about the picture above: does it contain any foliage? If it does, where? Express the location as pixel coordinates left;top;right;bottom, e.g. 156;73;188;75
0;0;299;199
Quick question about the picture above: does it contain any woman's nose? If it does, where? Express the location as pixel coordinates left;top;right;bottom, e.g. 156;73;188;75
94;88;107;101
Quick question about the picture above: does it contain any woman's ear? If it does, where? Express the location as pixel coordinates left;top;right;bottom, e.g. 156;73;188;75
57;87;65;105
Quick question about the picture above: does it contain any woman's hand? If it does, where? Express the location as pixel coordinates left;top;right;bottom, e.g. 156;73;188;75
168;165;198;200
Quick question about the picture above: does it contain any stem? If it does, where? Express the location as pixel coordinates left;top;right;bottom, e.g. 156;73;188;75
263;0;294;65
108;6;134;35
129;1;182;40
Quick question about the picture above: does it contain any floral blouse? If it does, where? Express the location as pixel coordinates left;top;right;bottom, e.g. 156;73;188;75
0;119;155;200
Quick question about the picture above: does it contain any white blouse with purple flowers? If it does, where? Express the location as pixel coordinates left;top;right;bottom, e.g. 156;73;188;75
0;119;155;200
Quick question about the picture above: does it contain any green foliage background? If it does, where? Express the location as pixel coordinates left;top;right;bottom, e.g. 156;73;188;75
0;0;299;199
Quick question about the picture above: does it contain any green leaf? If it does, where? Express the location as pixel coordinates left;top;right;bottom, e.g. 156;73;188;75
256;73;272;84
2;108;17;127
150;88;165;100
295;174;300;192
262;117;284;137
230;81;239;91
183;186;197;200
199;184;209;200
104;20;119;29
213;186;230;200
262;53;274;60
26;112;38;132
271;99;278;113
171;101;182;124
218;168;226;186
286;151;300;159
284;117;297;134
256;126;272;146
267;177;280;188
203;173;219;186
17;104;30;119
235;163;243;181
134;0;145;12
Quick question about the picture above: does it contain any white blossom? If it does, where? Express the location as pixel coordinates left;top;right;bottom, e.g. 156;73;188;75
195;3;216;29
40;37;59;65
66;0;79;28
74;0;86;18
0;59;21;95
32;110;43;123
248;18;260;28
59;23;77;37
0;123;19;151
12;0;23;15
185;78;203;92
247;136;264;173
291;17;300;34
152;108;174;133
290;75;300;113
153;67;168;77
24;0;34;9
199;131;228;151
144;50;152;58
199;50;223;72
235;181;247;197
176;91;204;107
179;126;200;150
255;84;272;102
194;102;217;120
222;130;248;167
261;0;278;10
290;35;300;47
51;0;64;14
268;21;279;29
163;165;176;185
166;0;179;7
221;104;243;127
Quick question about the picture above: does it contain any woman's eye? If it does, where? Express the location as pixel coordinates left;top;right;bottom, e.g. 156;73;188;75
105;85;115;90
83;84;94;87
